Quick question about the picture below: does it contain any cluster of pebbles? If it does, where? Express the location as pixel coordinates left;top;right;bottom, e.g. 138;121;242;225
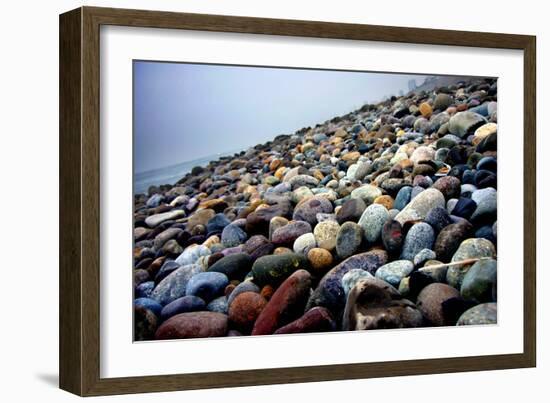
134;78;498;341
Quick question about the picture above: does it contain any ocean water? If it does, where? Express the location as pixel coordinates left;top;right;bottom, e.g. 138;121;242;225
134;150;242;194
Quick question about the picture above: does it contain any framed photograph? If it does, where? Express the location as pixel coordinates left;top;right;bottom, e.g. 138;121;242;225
59;6;536;396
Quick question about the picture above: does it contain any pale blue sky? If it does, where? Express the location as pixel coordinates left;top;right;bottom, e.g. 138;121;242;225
134;61;427;173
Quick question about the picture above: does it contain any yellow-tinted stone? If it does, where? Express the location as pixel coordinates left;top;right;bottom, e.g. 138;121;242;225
419;102;433;118
374;195;394;210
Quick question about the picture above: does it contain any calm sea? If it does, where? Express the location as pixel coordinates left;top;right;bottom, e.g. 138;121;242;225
134;149;242;194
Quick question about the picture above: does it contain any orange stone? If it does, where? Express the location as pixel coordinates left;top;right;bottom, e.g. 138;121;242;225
307;248;334;274
274;166;287;179
342;151;361;162
419;102;433;118
374;195;394;210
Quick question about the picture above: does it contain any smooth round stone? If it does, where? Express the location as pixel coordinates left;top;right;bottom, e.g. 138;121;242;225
269;216;290;240
227;280;261;306
251;253;310;286
341;269;374;296
473;123;497;145
413;249;437;267
470;187;497;223
410;185;425;200
292;196;334;226
207;253;253;281
134;306;158;341
447;238;497;288
221;224;248;248
451;197;477;220
437;134;460;150
358;203;389;243
400;223;435;260
425;206;453;233
151;264;202;306
155;260;180;284
136;281;155;298
336;222;363;259
252;270;312;335
175;244;211;266
476;132;497;153
272;220;312;245
293;232;317;255
381;220;403;255
460;184;477;197
457;302;497;325
245;202;292;235
433;93;453;110
394;186;412;211
434;222;472;262
307;248;334;274
417;283;462;326
351;161;371;181
313;220;340;251
292;186;314;204
477;156;497;173
336;197;367;224
288;174;320;189
207;296;228;314
185;272;229;302
375;260;414;287
432;176;461;199
435;148;449;162
475;225;497;244
206;213;231;234
153;227;184;250
460;258;497;303
145;210;186;228
474;169;497;189
313;133;328;143
448;111;486;138
373;195;394;210
155;312;228;339
274;306;335;334
410;146;435;165
229;292;268;333
394;188;445;225
447;198;458;214
418;261;448;283
146;193;164;208
160;295;206;321
350;184;382;204
134;298;163;317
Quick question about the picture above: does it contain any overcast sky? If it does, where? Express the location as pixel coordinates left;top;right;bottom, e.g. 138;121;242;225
134;61;427;173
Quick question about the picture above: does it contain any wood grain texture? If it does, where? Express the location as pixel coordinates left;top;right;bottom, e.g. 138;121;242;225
59;7;82;396
59;6;537;396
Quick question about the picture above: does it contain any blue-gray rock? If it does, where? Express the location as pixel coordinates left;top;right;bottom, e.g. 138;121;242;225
136;281;155;298
460;184;477;197
227;280;261;306
146;193;164;208
425;206;453;233
476;156;497;173
155;260;180;284
207;253;254;281
151;264;202;305
375;260;414;287
175;244;211;266
394;186;412;211
460;258;497;303
134;297;163;316
341;269;373;296
186;271;229;302
206;213;231;234
221;224;248;247
394;188;445;225
470;187;497;223
451;197;477;220
401;222;435;260
336;222;363;259
207;296;229;314
413;249;437;267
457;302;497;325
358;203;389;243
410;185;424;200
160;295;206;321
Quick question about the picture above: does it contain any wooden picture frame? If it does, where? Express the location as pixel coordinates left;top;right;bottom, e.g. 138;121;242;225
59;6;536;396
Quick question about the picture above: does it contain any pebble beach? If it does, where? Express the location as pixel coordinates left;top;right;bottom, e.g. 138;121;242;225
133;77;498;341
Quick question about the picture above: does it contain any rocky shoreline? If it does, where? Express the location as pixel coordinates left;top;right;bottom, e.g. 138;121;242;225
134;77;498;341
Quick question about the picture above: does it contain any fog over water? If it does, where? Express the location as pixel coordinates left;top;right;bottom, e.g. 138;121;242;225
134;61;428;173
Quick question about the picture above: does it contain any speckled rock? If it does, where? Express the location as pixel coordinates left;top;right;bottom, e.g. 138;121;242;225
229;291;268;333
313;220;340;251
460;258;497;303
358;203;389;244
375;260;414;287
394;188;445;225
292;197;334;226
272;220;312;245
400;223;435;260
151;264;202;306
447;238;496;288
336;222;363;259
457;302;497;325
155;312;228;339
